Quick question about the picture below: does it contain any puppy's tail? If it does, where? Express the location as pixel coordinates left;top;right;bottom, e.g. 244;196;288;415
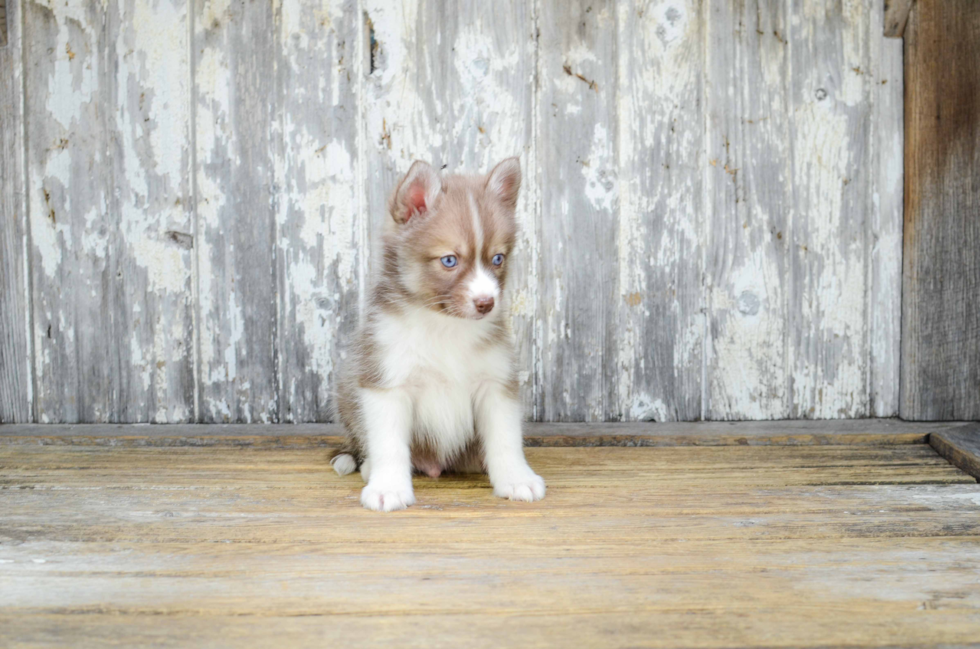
329;452;358;477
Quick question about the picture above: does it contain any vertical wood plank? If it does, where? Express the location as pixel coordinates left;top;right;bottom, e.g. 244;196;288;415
24;0;115;422
902;0;980;420
0;0;33;422
194;0;278;423
107;0;195;422
705;0;791;419
361;0;536;415
706;0;883;419
615;0;704;421
275;0;360;422
869;4;903;417
23;0;196;423
536;0;618;421
785;0;874;418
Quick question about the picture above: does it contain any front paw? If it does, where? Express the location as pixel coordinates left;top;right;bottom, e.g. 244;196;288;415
361;479;416;512
492;469;546;503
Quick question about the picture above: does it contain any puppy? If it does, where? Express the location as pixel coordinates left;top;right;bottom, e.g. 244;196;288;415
331;157;546;512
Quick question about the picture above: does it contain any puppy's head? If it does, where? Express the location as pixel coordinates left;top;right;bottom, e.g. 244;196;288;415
385;158;521;321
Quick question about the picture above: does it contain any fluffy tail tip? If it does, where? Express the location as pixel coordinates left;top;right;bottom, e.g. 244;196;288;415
331;453;357;476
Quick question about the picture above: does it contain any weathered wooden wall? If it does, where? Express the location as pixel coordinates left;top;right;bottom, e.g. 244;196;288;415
901;0;980;421
0;0;904;423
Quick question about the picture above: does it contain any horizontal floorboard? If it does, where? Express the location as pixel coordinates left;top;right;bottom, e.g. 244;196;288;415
2;439;980;647
1;420;974;448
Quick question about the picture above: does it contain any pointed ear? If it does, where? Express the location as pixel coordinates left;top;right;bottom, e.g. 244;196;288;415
389;161;442;224
485;157;521;209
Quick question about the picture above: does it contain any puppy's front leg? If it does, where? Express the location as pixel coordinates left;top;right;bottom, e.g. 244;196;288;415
475;383;545;502
359;388;415;512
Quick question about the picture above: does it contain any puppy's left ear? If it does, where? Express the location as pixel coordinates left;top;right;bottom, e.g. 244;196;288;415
485;157;521;210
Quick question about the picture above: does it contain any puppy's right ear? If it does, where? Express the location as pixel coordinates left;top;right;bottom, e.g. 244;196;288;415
389;161;442;224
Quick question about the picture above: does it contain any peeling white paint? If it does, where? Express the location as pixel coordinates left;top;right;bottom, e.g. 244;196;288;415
15;0;904;423
581;123;617;212
631;395;668;422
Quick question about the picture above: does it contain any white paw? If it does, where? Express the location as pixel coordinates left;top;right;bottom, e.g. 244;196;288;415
360;479;416;512
492;469;546;503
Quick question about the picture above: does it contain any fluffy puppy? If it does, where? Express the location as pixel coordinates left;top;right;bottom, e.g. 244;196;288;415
331;157;545;512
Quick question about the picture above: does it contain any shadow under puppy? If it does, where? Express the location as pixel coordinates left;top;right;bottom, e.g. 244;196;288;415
331;157;546;512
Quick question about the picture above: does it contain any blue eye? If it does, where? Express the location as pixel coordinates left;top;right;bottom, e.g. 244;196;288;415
440;255;458;268
492;254;504;266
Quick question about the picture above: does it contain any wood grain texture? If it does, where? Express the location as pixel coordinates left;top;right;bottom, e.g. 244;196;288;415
1;443;978;648
21;0;195;423
786;0;874;418
931;424;980;479
705;0;792;420
706;0;893;419
615;0;703;422
194;0;278;423
0;0;32;423
107;0;195;422
901;0;980;420
2;419;970;447
883;0;914;38
24;0;116;423
536;0;619;421
870;10;904;417
9;0;908;422
275;0;361;422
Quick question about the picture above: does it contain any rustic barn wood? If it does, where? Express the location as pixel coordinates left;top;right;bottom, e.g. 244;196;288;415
108;0;196;422
931;424;980;479
615;0;704;422
706;0;896;420
275;1;361;422
787;0;877;418
883;0;914;37
2;1;909;422
19;0;196;423
870;18;904;417
705;0;793;419
193;0;279;423
1;440;978;647
901;0;980;421
0;420;970;448
0;0;31;423
23;0;117;423
535;0;621;421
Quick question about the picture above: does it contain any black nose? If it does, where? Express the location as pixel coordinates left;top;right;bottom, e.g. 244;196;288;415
474;297;494;314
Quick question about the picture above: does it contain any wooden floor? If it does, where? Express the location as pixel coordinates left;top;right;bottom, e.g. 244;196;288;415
2;424;980;648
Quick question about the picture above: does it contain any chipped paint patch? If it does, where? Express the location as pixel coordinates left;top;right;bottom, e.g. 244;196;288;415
581;123;617;212
631;395;668;422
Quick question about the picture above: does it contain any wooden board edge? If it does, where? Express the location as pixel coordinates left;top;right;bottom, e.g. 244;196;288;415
2;420;971;448
884;0;914;38
929;424;980;480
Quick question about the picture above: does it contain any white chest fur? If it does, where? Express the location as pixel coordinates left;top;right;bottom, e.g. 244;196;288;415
369;307;511;457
